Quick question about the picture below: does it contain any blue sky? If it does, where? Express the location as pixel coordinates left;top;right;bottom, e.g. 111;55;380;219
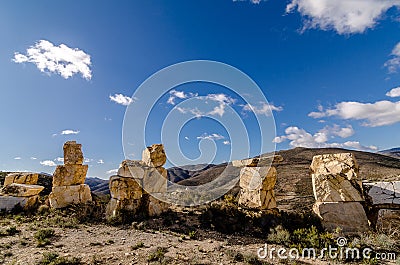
1;0;400;179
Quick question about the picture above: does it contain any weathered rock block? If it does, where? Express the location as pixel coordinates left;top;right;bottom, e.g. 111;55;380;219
4;173;39;186
364;181;400;205
310;153;359;180
142;144;166;167
63;141;84;165
106;198;142;220
238;189;276;210
147;194;169;217
49;184;92;209
239;167;277;191
117;160;145;178
52;164;88;186
0;195;39;211
142;167;167;193
109;175;142;200
375;209;400;232
313;202;370;233
312;173;364;202
1;184;44;197
232;155;283;167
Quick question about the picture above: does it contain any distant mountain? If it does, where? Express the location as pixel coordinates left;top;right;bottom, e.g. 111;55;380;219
379;147;400;159
85;177;109;195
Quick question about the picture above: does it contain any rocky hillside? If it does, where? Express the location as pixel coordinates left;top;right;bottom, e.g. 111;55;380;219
380;147;400;159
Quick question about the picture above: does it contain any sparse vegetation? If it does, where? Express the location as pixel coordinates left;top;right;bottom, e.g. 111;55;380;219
37;252;82;265
131;241;144;250
147;247;168;262
34;228;55;247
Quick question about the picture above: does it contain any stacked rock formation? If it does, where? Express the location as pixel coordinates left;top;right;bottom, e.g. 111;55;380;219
311;153;370;233
0;173;44;211
233;155;282;210
49;141;92;208
106;144;169;220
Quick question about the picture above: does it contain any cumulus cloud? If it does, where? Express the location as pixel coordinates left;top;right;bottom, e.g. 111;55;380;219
385;42;400;73
386;87;400;97
61;129;80;135
167;90;198;105
13;40;92;80
309;100;400;127
286;0;400;34
205;93;236;117
242;102;283;116
109;93;135;106
197;133;225;141
40;160;57;167
273;126;377;151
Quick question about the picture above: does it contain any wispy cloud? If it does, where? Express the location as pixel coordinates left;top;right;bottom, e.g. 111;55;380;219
61;129;80;135
97;159;104;164
30;157;37;160
286;0;400;34
14;157;22;160
106;169;118;174
223;140;231;145
386;86;400;97
110;93;135;106
273;126;377;151
197;133;225;141
385;42;400;73
55;157;64;162
167;90;198;105
309;100;400;127
13;40;92;80
242;102;283;116
40;160;57;167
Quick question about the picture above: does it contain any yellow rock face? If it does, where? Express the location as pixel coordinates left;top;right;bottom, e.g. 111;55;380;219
63;141;84;165
239;167;277;191
1;184;44;197
48;184;92;209
109;175;142;200
238;189;276;210
232;155;283;167
52;164;88;186
4;173;39;186
147;194;169;217
142;144;167;167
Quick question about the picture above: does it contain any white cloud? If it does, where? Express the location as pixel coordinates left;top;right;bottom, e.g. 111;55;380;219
197;133;225;141
61;129;80;135
167;90;198;105
242;102;283;116
97;159;104;164
30;157;37;160
184;136;189;140
106;169;118;174
385;42;400;73
205;93;237;117
286;0;400;34
13;40;92;80
55;157;64;162
40;160;57;167
223;140;231;145
84;158;92;163
14;157;21;160
273;126;376;151
386;87;400;97
110;94;134;106
309;100;400;127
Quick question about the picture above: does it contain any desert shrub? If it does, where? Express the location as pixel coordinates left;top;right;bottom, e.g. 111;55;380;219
147;247;168;262
34;228;55;247
37;252;82;265
131;242;144;250
6;226;20;236
291;225;334;250
267;225;290;246
225;249;244;262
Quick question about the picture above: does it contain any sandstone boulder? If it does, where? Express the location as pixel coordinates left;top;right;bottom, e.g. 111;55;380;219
109;175;142;200
238;189;276;210
142;167;167;193
239;167;277;191
375;209;400;232
310;153;359;180
313;202;370;233
63;141;84;165
52;165;88;186
312;173;364;202
49;184;92;209
0;195;39;211
1;184;44;197
147;194;169;216
364;181;400;205
117;160;145;178
106;198;142;220
142;144;166;167
4;173;39;186
232;155;283;167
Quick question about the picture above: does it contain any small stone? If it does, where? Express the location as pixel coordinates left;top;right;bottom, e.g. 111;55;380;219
142;144;166;167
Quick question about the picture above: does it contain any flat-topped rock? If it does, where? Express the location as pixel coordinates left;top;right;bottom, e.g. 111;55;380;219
313;201;370;233
364;181;400;205
4;173;39;186
312;173;364;202
52;164;88;186
142;144;166;167
0;195;39;212
310;153;359;180
232;155;283;167
238;189;276;210
49;184;92;209
239;167;277;191
63;141;84;165
117;160;145;177
109;175;142;200
1;183;44;197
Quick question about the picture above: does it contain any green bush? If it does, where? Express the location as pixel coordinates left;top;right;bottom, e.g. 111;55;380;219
147;247;167;262
37;252;82;265
34;228;55;247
